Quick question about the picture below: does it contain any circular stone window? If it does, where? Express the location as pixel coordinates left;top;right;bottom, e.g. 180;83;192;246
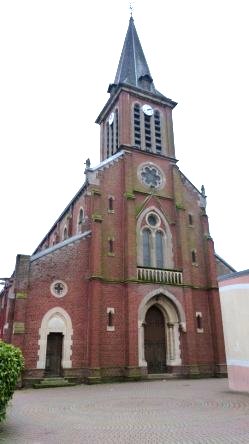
138;163;165;190
50;281;68;298
147;213;159;227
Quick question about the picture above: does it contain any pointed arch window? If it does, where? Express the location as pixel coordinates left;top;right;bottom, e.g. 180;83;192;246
196;312;204;333
79;208;84;224
108;311;113;327
143;228;152;267
78;208;84;233
63;227;68;240
191;250;197;264
142;226;165;268
107;307;115;331
188;214;193;226
156;231;164;268
108;197;114;211
109;239;114;253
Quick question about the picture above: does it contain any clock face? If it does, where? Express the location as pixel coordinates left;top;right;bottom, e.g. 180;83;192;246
108;112;114;125
142;104;154;116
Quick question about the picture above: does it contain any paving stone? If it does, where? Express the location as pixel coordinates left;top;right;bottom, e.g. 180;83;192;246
1;379;249;443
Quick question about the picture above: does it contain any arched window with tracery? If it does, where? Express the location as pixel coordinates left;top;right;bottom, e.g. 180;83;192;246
141;218;165;268
137;208;174;270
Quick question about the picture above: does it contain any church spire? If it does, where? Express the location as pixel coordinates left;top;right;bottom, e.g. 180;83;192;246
108;17;157;95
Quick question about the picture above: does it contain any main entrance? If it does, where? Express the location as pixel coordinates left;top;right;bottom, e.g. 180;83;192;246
45;333;63;376
144;305;167;373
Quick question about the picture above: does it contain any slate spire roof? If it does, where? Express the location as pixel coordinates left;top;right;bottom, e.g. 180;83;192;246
109;17;159;96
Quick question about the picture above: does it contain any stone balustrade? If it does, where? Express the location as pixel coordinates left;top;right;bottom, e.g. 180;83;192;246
137;267;183;285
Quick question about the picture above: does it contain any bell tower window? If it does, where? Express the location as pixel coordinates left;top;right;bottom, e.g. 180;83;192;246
106;122;110;158
134;104;141;147
144;115;152;151
154;111;162;153
115;109;119;151
106;109;119;158
133;103;163;154
111;121;114;155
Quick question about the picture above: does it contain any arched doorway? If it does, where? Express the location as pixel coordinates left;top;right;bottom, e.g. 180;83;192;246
144;306;166;373
138;288;186;372
37;307;73;371
45;332;63;376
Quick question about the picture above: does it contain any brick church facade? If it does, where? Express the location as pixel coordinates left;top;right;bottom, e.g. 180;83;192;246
0;18;227;385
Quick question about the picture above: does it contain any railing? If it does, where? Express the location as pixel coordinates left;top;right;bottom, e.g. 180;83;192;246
137;267;183;285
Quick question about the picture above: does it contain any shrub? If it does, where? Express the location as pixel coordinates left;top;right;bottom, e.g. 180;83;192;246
0;340;24;422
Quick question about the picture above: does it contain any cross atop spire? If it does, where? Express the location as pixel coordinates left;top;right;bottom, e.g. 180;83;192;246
129;2;133;17
108;17;158;96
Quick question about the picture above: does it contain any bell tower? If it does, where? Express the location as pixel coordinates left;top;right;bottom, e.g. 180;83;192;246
96;17;177;161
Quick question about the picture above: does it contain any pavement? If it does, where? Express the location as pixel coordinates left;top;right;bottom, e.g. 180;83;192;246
1;378;249;443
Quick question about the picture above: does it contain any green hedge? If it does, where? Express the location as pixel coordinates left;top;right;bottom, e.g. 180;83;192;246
0;340;24;422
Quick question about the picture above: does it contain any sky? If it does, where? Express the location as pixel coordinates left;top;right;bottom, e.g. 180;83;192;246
0;0;248;281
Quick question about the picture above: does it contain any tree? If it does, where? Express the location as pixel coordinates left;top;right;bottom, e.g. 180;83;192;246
0;340;24;422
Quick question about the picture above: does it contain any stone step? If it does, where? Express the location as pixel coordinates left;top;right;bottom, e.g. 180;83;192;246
147;373;179;380
33;377;78;389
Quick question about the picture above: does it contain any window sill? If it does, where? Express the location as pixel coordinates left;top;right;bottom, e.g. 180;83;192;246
107;326;115;332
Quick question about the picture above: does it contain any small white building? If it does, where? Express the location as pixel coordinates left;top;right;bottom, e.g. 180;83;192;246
219;269;249;392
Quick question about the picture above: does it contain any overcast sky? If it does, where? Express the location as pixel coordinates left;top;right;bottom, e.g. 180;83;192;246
0;0;248;280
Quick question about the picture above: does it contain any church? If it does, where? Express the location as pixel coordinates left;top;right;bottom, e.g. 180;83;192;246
0;17;227;386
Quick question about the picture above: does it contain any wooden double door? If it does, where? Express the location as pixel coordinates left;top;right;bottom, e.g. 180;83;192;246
144;306;167;374
45;333;63;377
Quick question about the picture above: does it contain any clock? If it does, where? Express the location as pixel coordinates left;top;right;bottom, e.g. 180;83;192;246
142;104;154;116
108;112;114;125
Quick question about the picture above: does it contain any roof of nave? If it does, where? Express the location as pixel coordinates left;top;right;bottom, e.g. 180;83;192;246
33;150;127;254
31;230;91;262
215;253;237;274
